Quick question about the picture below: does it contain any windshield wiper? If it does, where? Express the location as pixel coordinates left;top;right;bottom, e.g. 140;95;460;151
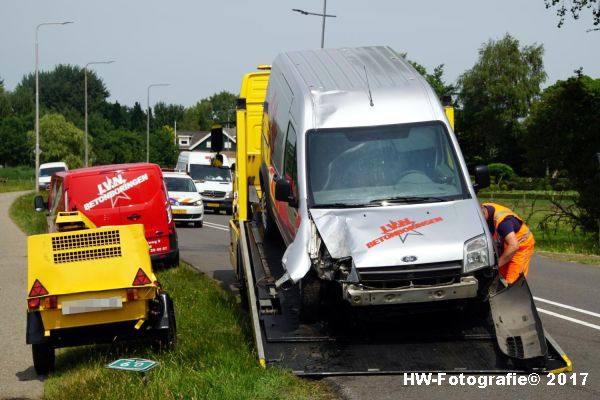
369;196;447;204
312;202;376;209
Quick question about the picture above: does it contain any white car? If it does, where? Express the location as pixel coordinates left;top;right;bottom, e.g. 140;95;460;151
38;161;68;190
163;171;204;227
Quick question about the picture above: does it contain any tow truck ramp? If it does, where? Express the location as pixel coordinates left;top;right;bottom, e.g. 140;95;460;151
237;219;571;376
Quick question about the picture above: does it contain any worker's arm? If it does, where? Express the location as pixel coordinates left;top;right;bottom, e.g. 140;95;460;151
498;231;519;267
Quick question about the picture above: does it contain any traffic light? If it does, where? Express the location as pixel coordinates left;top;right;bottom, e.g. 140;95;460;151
210;124;224;152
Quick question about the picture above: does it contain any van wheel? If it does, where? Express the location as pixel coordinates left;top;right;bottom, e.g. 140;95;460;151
32;343;55;375
299;271;321;323
260;192;279;239
194;220;203;228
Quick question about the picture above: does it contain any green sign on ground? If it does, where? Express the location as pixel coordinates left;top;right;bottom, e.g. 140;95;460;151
106;358;158;372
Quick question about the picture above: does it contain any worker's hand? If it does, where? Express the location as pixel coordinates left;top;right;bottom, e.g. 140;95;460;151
498;231;519;267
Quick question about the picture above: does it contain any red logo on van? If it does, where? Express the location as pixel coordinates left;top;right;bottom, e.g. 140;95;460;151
366;216;443;249
84;173;149;210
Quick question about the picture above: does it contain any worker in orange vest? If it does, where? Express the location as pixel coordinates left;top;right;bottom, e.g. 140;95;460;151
481;203;535;284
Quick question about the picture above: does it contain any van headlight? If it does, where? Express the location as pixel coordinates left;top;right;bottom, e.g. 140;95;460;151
463;234;489;273
225;191;233;199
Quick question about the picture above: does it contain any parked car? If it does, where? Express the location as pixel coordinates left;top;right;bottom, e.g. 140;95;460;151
163;171;204;227
38;162;68;190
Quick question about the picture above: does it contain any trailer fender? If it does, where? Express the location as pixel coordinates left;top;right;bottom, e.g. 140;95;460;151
152;293;175;331
489;274;548;360
26;311;47;345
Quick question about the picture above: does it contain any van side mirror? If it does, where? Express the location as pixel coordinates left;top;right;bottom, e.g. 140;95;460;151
474;165;490;192
274;177;297;207
230;162;235;173
34;195;47;212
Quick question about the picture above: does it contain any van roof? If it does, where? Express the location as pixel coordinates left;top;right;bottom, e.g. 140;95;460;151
40;161;68;169
54;163;160;179
273;46;444;129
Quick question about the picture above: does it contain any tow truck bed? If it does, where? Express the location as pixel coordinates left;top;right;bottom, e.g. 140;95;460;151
238;219;571;376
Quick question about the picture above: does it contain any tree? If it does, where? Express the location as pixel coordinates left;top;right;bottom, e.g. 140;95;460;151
93;129;145;165
405;58;455;101
150;126;178;167
0;77;11;118
208;91;237;128
26;113;85;168
456;34;546;171
0;116;30;166
129;102;146;133
153;102;185;131
545;0;600;29
15;64;109;123
525;74;600;233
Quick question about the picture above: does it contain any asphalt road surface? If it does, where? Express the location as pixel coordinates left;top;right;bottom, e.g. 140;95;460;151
0;192;44;400
179;212;600;400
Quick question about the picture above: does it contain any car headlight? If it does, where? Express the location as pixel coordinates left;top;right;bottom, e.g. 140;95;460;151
191;200;202;206
463;234;489;273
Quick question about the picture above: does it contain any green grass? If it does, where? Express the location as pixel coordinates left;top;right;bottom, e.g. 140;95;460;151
8;193;334;400
0;166;35;193
42;265;334;400
9;192;48;235
478;194;600;262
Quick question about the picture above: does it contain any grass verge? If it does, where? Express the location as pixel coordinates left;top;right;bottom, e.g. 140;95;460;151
9;193;334;400
42;264;334;400
0;166;35;193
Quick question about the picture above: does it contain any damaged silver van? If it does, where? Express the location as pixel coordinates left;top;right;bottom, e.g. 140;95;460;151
259;46;494;319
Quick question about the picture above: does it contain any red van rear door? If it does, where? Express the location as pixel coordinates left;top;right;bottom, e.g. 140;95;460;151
115;166;171;256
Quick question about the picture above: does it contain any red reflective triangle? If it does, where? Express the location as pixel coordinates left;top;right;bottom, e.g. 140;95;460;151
29;279;49;297
132;268;152;286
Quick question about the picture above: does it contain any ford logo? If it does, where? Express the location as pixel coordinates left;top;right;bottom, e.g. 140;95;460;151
402;255;417;263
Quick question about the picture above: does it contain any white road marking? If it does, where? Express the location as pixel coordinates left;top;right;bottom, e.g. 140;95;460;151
537;308;600;331
534;296;600;319
203;221;229;231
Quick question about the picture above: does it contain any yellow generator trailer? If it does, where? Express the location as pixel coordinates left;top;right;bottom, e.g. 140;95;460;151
26;211;176;375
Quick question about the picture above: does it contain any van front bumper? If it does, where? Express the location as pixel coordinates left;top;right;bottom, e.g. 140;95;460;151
343;276;478;306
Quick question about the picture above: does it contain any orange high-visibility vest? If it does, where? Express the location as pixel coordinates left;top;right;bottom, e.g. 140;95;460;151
482;202;532;245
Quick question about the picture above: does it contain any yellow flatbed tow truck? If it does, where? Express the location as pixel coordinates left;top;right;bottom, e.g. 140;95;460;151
26;210;176;375
227;66;572;376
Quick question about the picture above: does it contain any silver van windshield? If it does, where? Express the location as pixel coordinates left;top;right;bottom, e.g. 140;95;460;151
189;164;232;182
307;122;468;207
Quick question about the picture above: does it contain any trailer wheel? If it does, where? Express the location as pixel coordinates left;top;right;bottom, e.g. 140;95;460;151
299;272;321;323
32;343;55;375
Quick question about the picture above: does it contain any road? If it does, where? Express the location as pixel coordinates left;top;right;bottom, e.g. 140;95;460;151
180;212;600;400
0;191;44;400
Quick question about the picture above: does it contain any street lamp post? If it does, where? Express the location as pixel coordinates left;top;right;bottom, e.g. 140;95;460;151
292;0;337;48
35;21;73;192
146;83;170;163
85;60;114;167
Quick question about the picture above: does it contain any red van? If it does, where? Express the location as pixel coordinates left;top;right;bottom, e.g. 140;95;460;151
45;163;179;266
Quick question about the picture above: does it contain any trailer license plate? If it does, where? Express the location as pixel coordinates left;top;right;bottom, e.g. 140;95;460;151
207;203;219;208
62;296;123;315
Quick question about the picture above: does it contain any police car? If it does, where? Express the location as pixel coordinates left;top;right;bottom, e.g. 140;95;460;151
163;171;204;227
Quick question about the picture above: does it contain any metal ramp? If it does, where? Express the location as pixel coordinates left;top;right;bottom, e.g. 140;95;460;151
239;220;571;376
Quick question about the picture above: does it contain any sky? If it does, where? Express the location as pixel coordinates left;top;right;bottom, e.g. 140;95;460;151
1;0;598;108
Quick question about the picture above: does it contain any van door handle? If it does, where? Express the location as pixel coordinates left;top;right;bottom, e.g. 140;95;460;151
127;213;141;221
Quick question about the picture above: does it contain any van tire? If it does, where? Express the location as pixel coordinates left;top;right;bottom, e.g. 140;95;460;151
260;188;279;239
32;343;55;375
299;271;321;323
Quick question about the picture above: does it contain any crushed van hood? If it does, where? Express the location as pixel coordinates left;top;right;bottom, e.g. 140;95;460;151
310;200;484;269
